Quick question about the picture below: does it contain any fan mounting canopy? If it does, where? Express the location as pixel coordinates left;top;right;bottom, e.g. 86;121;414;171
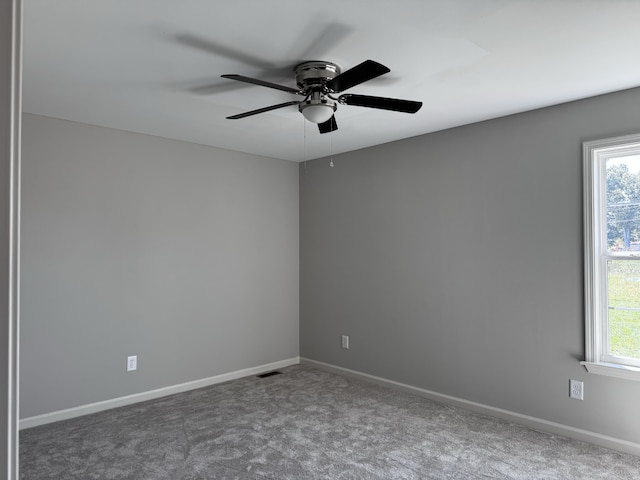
294;61;341;89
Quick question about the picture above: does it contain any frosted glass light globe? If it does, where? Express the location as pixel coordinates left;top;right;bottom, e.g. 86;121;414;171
301;104;335;124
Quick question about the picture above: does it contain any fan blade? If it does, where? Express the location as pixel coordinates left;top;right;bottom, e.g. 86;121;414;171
318;115;338;134
226;101;302;119
176;34;276;70
296;23;353;63
187;81;248;95
325;60;390;93
221;74;302;95
339;94;422;113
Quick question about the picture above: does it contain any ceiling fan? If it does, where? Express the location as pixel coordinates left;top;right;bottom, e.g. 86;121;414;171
221;60;422;133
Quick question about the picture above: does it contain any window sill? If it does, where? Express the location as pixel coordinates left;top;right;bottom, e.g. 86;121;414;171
580;361;640;382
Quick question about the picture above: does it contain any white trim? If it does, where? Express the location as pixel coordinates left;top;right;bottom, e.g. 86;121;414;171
20;357;300;430
582;138;599;363
583;133;640;380
301;358;640;457
581;361;640;381
3;2;22;479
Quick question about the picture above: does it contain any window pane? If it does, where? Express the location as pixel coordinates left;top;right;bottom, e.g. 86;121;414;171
606;155;640;254
607;260;640;359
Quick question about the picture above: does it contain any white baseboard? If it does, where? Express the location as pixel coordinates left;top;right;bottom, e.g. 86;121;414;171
301;357;640;457
20;357;300;430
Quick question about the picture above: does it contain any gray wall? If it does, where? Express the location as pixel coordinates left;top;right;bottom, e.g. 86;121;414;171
300;87;640;445
20;114;299;418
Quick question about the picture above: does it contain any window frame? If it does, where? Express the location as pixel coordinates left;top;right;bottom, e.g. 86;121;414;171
582;133;640;381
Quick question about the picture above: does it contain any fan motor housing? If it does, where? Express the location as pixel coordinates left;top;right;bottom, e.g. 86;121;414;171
295;61;341;90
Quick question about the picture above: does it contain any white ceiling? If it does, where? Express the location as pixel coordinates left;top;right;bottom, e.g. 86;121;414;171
22;1;640;162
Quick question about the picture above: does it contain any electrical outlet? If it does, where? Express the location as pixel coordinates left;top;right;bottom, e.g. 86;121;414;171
127;355;137;372
569;379;583;400
341;335;349;349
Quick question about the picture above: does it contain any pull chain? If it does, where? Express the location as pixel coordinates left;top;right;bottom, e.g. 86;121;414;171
329;123;334;168
303;117;307;173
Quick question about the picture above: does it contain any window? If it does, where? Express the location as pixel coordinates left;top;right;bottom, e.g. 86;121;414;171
583;134;640;380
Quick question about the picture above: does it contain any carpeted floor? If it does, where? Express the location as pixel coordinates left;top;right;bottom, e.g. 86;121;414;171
20;364;640;479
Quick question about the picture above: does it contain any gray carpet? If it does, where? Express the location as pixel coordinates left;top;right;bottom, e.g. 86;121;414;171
20;365;640;479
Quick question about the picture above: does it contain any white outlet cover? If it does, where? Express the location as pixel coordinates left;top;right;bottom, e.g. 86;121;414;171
569;379;583;400
127;355;137;372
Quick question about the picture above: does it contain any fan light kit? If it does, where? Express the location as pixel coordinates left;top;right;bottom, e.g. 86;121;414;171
299;95;336;124
222;59;422;133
